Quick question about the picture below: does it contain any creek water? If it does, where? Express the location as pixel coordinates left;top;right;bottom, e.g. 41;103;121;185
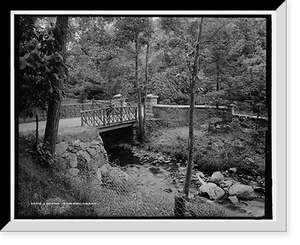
104;144;265;218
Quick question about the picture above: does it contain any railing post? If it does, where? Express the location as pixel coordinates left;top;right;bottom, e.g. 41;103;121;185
135;107;138;121
81;112;84;126
120;107;123;123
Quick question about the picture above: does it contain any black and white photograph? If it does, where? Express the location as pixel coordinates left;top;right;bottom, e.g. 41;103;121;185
5;5;287;232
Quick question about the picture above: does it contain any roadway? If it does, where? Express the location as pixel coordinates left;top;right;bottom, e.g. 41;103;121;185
18;117;82;133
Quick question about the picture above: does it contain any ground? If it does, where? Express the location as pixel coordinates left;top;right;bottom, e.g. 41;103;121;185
17;118;266;218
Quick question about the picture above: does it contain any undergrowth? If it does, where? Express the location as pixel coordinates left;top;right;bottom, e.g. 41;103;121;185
147;125;266;176
17;134;97;218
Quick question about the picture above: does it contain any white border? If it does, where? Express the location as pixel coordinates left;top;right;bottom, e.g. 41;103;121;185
5;4;287;231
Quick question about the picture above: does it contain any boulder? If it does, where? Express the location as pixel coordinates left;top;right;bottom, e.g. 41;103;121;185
229;167;237;174
199;183;225;200
68;153;78;168
87;159;98;171
228;195;239;204
68;168;80;177
79;142;92;149
99;163;112;176
76;150;91;163
55;142;69;156
91;139;100;145
228;184;255;200
210;171;224;184
86;147;97;157
196;171;205;178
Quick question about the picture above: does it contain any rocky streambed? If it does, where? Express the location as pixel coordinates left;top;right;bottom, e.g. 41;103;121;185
105;144;266;218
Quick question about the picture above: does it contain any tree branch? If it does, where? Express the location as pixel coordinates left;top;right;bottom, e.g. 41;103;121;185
199;22;229;45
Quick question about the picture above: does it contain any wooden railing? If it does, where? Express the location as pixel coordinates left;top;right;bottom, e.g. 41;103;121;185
80;106;138;127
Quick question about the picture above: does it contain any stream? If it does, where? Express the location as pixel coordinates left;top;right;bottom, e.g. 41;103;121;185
105;143;266;218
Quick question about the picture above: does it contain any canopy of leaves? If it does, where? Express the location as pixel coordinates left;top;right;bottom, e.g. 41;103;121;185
19;16;267;116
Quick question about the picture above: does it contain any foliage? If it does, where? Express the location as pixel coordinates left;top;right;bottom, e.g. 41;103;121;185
148;126;265;176
18;16;66;113
19;16;267;115
18;134;97;218
29;142;55;167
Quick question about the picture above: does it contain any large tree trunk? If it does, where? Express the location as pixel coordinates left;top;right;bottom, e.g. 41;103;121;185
183;18;204;199
44;16;68;154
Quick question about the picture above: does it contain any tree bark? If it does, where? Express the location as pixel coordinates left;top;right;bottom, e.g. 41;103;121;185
135;37;144;143
142;42;150;140
44;16;68;154
35;113;39;148
183;18;204;199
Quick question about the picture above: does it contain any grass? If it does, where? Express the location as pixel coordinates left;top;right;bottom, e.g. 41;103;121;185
17;127;260;218
146;126;266;176
17;134;97;218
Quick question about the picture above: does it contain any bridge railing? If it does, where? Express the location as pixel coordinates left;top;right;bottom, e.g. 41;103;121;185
81;106;138;127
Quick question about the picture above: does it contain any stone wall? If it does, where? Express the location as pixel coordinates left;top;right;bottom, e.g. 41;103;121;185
55;129;109;185
152;104;232;128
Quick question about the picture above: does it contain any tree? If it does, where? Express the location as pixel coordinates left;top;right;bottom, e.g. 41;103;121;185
114;17;153;143
18;16;64;147
183;18;204;199
43;16;68;154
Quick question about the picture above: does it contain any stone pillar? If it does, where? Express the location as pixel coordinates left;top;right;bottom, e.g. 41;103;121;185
146;94;158;116
113;94;122;107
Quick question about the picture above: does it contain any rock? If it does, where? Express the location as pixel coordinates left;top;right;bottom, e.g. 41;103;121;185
68;168;80;177
76;150;91;163
157;156;164;161
86;147;97;157
80;142;92;149
61;152;69;158
87;159;98;171
197;171;205;178
55;142;69;156
228;184;255;200
99;163;112;176
220;179;236;189
210;171;224;184
199;183;225;200
68;153;78;168
96;168;102;182
94;145;101;154
229;167;237;174
91;139;100;145
222;170;230;177
195;172;206;185
228;196;239;204
73;139;81;147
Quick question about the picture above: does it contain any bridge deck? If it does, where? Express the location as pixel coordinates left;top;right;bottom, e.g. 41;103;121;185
96;120;136;133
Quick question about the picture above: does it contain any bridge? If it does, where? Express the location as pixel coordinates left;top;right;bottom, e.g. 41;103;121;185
80;106;138;133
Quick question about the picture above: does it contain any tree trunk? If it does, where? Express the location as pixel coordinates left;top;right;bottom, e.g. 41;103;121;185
216;61;220;91
143;42;150;139
135;38;144;143
183;18;204;199
44;16;68;154
35;113;39;148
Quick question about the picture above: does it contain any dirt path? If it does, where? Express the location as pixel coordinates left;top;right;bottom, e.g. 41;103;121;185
19;117;82;133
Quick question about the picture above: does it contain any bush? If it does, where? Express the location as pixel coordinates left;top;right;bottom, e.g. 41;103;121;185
148;127;266;176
